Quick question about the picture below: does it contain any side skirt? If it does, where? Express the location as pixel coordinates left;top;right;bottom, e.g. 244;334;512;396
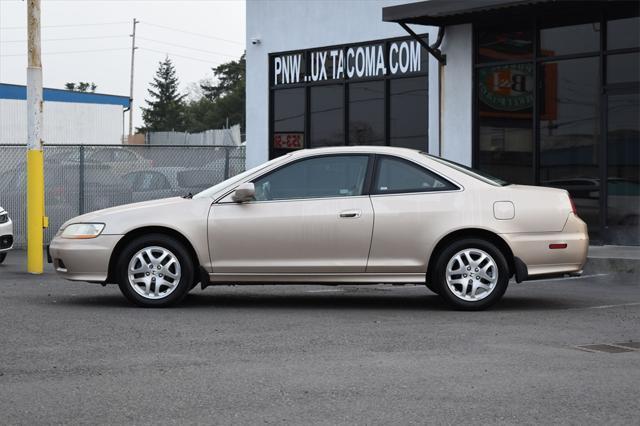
204;272;426;287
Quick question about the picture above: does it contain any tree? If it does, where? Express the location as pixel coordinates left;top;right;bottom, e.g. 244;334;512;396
184;54;245;133
140;57;186;132
65;82;97;92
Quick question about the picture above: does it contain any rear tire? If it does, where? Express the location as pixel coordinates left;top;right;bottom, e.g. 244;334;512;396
0;252;6;264
425;281;440;295
433;238;509;310
116;234;194;307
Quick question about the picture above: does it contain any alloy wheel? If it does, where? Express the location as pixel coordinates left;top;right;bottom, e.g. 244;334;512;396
127;246;182;300
445;248;498;302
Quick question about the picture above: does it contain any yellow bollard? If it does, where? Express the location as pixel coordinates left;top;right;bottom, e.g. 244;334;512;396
27;149;45;273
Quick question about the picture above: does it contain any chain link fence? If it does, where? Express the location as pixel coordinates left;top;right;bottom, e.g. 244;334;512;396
0;144;245;248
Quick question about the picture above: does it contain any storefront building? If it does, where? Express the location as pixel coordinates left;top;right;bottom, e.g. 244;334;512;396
246;0;639;245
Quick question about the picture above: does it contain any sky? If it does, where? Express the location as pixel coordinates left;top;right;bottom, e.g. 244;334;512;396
0;0;246;130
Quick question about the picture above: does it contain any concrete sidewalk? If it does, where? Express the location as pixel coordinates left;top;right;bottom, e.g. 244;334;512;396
586;245;640;275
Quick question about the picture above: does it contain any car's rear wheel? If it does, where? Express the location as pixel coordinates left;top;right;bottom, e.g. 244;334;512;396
0;252;6;264
116;234;193;307
433;238;509;310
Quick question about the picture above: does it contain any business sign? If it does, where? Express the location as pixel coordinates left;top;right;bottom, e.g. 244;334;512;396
478;63;557;120
478;63;533;112
271;37;427;86
273;132;304;149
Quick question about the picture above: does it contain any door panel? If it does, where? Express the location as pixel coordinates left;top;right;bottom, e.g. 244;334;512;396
209;197;374;273
367;192;464;273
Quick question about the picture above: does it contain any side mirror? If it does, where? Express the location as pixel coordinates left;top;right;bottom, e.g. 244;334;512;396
232;182;255;203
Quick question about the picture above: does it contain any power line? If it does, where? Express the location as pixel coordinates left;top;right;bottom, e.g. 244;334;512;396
140;21;243;46
139;47;245;69
1;35;129;43
138;47;226;65
0;47;130;57
137;36;240;58
0;21;130;30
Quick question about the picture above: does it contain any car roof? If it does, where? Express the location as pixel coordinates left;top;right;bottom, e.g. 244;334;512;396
288;145;423;158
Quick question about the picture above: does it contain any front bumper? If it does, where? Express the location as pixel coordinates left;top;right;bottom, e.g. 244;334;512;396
502;213;589;280
0;218;14;253
49;234;123;282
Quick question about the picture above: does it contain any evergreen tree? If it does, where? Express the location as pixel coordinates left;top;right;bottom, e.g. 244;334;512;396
184;54;245;133
140;57;186;132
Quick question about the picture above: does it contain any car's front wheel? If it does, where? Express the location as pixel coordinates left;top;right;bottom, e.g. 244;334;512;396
433;238;509;310
116;234;193;307
0;252;6;264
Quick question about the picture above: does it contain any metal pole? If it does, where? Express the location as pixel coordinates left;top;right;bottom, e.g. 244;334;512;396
27;0;46;274
78;145;85;215
128;18;139;138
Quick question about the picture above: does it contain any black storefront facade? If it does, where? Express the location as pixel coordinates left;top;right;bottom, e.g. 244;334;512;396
384;0;639;245
268;35;430;159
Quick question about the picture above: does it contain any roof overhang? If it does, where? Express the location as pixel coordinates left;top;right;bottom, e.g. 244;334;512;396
383;0;638;27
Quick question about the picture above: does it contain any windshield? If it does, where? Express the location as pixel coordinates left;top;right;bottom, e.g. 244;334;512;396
193;154;291;199
423;153;509;187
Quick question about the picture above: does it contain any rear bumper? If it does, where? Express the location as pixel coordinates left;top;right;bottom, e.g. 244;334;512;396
49;234;122;282
502;213;589;281
0;218;13;252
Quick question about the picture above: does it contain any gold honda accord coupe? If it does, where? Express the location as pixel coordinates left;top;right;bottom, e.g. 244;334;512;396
49;146;588;310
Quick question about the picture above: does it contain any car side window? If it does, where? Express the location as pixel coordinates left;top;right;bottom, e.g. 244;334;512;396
374;156;457;194
252;155;369;201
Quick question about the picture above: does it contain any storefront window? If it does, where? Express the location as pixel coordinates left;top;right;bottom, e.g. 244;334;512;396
540;22;600;57
608;17;640;50
477;64;534;184
272;88;305;156
607;91;640;245
310;85;344;147
477;29;533;63
539;58;600;232
390;77;428;150
607;53;640;85
349;81;385;145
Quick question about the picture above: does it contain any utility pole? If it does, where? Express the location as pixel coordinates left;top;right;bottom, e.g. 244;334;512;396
26;0;46;273
128;18;139;138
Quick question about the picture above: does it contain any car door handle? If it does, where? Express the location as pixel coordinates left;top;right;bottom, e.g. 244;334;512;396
339;210;361;218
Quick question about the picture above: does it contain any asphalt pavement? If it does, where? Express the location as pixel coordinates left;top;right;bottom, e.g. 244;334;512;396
1;251;639;425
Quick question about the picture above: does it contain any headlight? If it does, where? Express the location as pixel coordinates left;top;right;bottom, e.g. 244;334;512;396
60;223;105;239
0;213;7;224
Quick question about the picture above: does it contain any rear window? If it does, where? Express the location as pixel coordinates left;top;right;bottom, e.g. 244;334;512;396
423;153;509;187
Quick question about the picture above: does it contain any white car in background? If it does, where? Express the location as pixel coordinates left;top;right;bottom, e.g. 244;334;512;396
0;206;13;264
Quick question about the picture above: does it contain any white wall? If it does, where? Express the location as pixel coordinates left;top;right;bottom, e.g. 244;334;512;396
0;99;124;145
245;0;442;168
439;24;473;165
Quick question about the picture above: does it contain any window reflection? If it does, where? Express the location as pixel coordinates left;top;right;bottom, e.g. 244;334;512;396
477;29;533;63
540;22;600;56
390;77;428;150
608;92;640;244
608;53;640;85
608;17;640;50
310;85;344;147
349;81;385;145
477;64;534;184
539;58;600;234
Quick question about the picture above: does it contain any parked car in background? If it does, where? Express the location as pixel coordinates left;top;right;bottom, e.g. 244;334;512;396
50;146;588;310
46;147;153;175
544;177;640;226
123;167;228;201
0;206;13;264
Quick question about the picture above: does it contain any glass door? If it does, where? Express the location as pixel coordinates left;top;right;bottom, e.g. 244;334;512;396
606;88;640;245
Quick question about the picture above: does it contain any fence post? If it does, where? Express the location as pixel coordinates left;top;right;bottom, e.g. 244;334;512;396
78;145;85;214
224;147;230;179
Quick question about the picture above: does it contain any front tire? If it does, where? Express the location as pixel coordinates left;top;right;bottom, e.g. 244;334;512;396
433;238;509;310
116;234;194;307
0;252;6;264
